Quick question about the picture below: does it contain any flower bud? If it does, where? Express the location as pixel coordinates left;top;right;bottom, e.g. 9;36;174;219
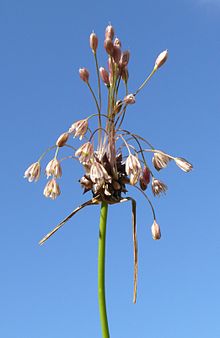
151;178;167;196
114;100;123;114
142;166;151;184
113;46;121;64
105;25;114;40
45;158;62;179
152;152;170;171
69;119;88;140
151;220;161;240
121;67;129;82
124;94;135;105
89;32;98;53
119;50;130;68
99;67;110;86
154;50;168;70
174;157;193;172
24;162;41;182
56;132;69;147
139;175;148;191
104;38;114;56
79;68;89;83
114;37;121;48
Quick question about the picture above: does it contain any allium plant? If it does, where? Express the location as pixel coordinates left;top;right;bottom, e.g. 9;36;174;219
24;25;192;338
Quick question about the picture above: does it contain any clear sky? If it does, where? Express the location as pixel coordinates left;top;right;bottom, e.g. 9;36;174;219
1;0;220;337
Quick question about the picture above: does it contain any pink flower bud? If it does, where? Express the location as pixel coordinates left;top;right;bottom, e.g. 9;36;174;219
113;46;121;64
151;220;161;240
56;132;69;147
121;67;129;82
154;50;168;69
124;94;135;105
114;37;121;48
104;38;114;56
79;68;89;83
89;32;98;53
105;25;114;40
142;166;151;184
120;50;130;68
99;67;110;86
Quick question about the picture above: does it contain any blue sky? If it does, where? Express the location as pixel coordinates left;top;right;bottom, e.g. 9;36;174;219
1;0;220;337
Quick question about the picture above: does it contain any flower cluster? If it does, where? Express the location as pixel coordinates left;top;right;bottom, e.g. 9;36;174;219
24;25;192;263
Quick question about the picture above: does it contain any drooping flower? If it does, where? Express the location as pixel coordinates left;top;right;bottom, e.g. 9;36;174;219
24;162;41;182
125;154;142;185
43;178;61;200
151;178;167;196
69;119;88;140
45;158;62;179
152;152;170;171
174;157;193;172
75;142;94;164
124;94;135;105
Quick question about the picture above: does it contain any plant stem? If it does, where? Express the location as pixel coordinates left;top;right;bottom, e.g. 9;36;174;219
98;201;110;338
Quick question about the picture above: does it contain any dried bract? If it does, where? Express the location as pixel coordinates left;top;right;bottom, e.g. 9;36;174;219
24;162;40;182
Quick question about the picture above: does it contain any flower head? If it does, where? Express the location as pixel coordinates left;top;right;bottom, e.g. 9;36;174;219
24;162;41;182
43;178;61;200
69;119;88;140
151;178;167;196
124;94;135;105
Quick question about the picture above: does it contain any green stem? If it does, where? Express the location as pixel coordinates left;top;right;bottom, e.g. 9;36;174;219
98;202;110;338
